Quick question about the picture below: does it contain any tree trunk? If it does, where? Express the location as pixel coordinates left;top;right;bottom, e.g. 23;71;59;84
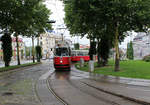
37;37;39;46
5;63;9;67
32;36;35;63
114;25;120;71
97;55;101;67
97;40;101;67
89;39;93;60
37;37;40;62
16;35;20;65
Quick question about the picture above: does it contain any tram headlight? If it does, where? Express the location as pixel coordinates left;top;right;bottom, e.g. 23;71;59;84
60;60;63;63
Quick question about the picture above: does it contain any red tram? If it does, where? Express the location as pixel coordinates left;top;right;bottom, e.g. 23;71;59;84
71;50;90;62
54;44;71;71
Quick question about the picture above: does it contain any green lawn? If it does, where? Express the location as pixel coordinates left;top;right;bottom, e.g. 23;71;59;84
76;60;150;79
0;62;40;72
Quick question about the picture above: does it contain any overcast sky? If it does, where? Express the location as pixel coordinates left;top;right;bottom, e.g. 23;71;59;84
44;0;90;45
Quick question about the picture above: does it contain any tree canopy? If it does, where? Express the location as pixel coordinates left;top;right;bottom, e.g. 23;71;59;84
0;0;51;35
0;0;52;65
64;0;150;71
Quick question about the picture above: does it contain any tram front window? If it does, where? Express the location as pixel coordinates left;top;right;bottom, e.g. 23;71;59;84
56;48;69;56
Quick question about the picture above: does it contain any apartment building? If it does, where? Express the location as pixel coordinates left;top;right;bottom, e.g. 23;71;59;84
0;36;25;61
39;33;56;59
133;32;150;59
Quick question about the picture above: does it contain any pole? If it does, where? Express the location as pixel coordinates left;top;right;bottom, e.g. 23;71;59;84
30;42;32;60
61;33;63;41
24;43;26;60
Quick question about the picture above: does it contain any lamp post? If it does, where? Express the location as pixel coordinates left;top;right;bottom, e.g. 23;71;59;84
57;27;67;42
24;42;26;60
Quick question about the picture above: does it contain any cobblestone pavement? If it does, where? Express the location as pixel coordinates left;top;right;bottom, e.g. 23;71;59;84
0;61;50;105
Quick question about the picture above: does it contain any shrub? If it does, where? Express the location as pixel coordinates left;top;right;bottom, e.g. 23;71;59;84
1;33;12;67
36;45;42;62
127;41;134;60
143;54;150;62
74;43;79;50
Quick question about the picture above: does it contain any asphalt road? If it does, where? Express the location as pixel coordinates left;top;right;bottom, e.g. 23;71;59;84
37;61;141;105
0;60;32;67
47;71;140;105
0;60;144;105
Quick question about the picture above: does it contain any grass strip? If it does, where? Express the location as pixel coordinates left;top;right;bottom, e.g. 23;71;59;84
0;62;41;72
75;60;150;79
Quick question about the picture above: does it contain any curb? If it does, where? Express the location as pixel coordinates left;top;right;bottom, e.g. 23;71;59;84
74;65;150;105
0;62;41;73
82;81;150;105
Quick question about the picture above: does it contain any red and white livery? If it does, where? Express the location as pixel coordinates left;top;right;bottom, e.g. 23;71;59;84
54;41;71;71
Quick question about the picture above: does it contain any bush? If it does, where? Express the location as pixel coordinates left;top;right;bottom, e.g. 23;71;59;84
127;41;134;60
36;45;42;62
143;54;150;62
1;33;12;67
74;43;79;50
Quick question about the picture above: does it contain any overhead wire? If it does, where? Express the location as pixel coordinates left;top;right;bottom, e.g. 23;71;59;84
45;0;72;40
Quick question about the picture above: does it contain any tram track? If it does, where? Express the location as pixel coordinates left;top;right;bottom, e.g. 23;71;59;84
46;73;69;105
67;79;120;105
35;71;69;105
47;71;136;105
70;70;143;105
35;67;142;105
34;81;43;105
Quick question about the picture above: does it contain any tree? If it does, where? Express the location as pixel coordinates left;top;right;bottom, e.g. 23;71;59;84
64;0;115;65
127;41;134;60
74;43;80;50
0;0;15;29
64;0;147;72
1;33;12;67
27;3;51;63
97;36;111;66
1;0;51;64
8;0;42;65
89;41;97;60
36;45;42;62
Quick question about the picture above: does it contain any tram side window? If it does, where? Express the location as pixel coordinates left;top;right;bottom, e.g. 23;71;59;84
71;51;76;56
78;52;83;56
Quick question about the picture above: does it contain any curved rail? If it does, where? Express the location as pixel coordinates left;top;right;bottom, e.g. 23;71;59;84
46;73;69;105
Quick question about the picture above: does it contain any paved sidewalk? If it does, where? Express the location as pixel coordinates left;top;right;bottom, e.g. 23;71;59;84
0;60;32;67
0;61;50;105
73;66;150;105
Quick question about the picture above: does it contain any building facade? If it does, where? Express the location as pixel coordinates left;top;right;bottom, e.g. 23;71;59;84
80;44;90;50
12;37;25;60
39;32;72;59
133;32;150;59
39;33;56;59
0;37;25;61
